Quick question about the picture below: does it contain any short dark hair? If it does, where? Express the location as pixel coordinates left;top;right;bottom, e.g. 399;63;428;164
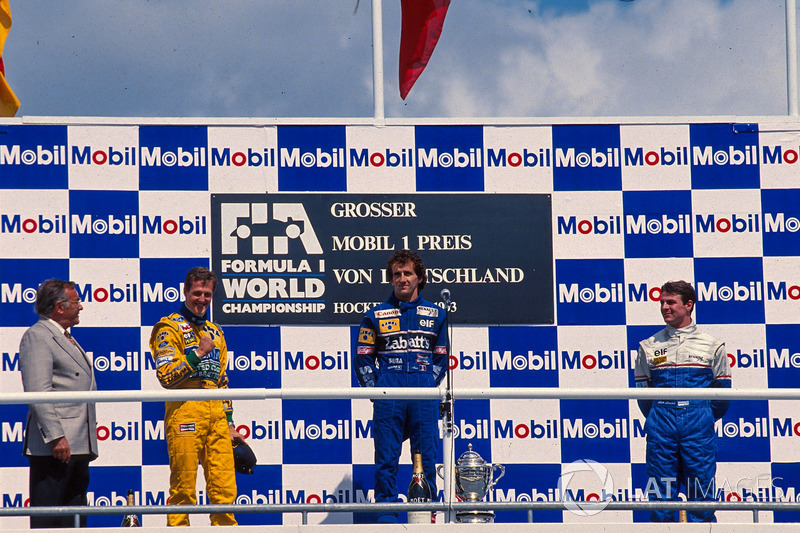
386;250;426;290
661;280;696;310
35;279;76;317
185;266;217;291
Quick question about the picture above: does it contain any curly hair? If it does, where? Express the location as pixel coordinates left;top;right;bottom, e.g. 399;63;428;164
386;249;426;290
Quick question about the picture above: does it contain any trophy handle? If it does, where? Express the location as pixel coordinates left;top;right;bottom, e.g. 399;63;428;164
436;464;446;480
487;464;505;490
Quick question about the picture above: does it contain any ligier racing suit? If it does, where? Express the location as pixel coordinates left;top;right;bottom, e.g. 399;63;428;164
355;292;448;523
634;320;731;523
149;303;237;527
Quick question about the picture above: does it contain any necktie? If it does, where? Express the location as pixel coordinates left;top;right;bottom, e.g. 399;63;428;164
65;330;77;346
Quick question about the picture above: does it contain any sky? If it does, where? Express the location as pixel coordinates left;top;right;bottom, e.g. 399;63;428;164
1;0;793;119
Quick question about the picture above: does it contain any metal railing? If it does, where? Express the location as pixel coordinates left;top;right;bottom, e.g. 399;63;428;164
3;387;800;525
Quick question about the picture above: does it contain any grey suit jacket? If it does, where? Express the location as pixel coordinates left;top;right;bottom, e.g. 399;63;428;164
19;318;98;458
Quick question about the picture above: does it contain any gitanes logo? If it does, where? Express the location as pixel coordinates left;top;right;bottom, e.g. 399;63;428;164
219;202;323;256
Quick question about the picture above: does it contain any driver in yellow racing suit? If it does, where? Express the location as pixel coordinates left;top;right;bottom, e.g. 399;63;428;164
149;266;244;527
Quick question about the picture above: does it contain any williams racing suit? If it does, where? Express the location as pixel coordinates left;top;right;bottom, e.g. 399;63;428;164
149;303;237;527
634;320;731;523
355;292;448;523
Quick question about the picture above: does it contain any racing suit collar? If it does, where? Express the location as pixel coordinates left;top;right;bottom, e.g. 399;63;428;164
388;291;422;309
665;319;696;337
179;302;207;325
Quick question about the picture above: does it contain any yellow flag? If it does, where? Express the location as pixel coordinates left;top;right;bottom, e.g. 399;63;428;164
0;0;20;117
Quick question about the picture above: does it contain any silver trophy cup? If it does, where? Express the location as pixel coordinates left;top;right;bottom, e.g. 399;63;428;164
452;443;505;523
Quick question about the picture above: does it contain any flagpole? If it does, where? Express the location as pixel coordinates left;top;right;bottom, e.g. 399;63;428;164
372;0;385;122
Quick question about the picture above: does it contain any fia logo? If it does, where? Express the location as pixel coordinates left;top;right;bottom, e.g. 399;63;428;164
220;202;323;255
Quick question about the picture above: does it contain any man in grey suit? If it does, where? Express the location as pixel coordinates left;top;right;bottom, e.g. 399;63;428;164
19;279;98;528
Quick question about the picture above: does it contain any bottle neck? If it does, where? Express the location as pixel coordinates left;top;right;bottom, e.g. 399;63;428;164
412;452;424;475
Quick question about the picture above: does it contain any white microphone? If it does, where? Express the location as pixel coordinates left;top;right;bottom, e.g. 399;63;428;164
440;288;451;305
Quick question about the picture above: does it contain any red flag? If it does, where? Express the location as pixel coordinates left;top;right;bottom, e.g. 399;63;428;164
398;0;450;100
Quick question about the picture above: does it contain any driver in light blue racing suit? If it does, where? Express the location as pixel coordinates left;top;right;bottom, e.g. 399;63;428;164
354;250;448;524
634;280;731;523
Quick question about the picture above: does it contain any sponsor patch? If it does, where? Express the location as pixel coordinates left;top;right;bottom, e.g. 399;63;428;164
419;318;435;329
178;423;196;433
158;341;169;348
654;355;667;365
379;318;401;334
417;306;439;318
156;355;173;367
357;346;374;355
375;309;401;318
156;347;174;358
180;322;192;332
359;327;375;344
434;346;447;354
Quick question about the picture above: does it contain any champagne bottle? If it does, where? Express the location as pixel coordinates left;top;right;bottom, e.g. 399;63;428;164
407;449;434;524
120;489;142;527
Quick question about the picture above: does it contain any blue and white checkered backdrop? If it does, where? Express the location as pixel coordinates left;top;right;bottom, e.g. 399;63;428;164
2;121;800;526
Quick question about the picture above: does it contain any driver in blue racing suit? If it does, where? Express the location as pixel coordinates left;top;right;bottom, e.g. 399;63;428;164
354;250;448;523
634;280;731;523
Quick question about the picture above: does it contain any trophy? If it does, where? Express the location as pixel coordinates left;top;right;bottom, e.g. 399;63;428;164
443;443;505;523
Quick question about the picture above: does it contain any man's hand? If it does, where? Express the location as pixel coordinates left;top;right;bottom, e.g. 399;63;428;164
50;436;71;463
197;335;215;357
229;424;245;443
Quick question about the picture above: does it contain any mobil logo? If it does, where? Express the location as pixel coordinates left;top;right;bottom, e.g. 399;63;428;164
0;212;68;234
76;282;138;304
761;143;800;166
552;124;621;191
96;421;139;442
138;257;202;326
414;125;483;191
762;189;800;255
0;125;68;188
766;324;800;388
623;145;690;167
69;190;138;258
560;348;630;371
0;405;28;467
79;327;141;391
210;146;277;168
556;259;626;326
486;146;551;168
689;123;760;189
0;259;69;327
559;399;630;463
694;257;765;324
277;125;346;191
348;146;415;168
92;351;140;373
493;418;560;440
627;283;663;303
71;144;137;166
556;215;622;235
234;469;283;526
622;190;693;258
234;419;281;441
772;417;800;438
141;402;168;466
141;214;207;235
727;348;767;369
139;125;208;191
766;279;800;301
284;350;348;371
716;401;770;462
694;212;761;234
488;326;559;387
285;487;355;505
223;326;281;389
85;466;141;527
216;196;323;257
449;400;491;448
1;493;29;508
449;350;489;371
282;399;351;465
